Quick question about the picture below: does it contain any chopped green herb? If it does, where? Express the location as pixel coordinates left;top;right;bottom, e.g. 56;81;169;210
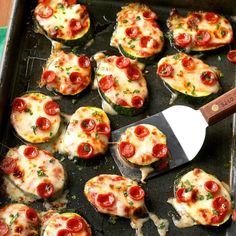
173;54;181;60
187;82;191;87
49;159;54;163
221;30;226;36
130;45;135;49
25;108;33;115
37;169;48;177
206;192;214;200
216;22;221;29
50;132;53;137
196;195;204;201
129;201;134;205
123;20;128;23
136;16;141;21
95;133;99;139
54;26;59;30
159;222;166;229
123;191;128;197
66;67;72;71
115;186;121;189
133;89;140;94
10;213;19;225
31;125;37;134
191;85;196;96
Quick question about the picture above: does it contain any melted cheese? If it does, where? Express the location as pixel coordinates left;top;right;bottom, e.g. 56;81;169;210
111;3;164;58
40;50;91;95
55;107;110;158
168;169;232;227
95;53;148;108
10;93;61;143
157;53;221;97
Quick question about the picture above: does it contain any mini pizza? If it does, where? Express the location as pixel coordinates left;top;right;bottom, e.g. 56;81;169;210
0;145;66;201
168;168;232;227
118;124;168;166
56;107;110;159
34;0;92;46
111;3;164;62
167;9;233;51
40;50;91;95
10;92;61;143
0;203;39;236
94;53;148;116
157;53;221;97
41;211;92;236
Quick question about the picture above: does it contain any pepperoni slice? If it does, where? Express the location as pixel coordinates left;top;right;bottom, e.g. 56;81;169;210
194;30;211;46
116;56;130;69
37;182;55;198
125;27;140;39
205;12;220;24
26;208;39;224
44;101;60;116
69;19;83;36
99;75;114;92
134;125;150;138
176;188;192;203
157;63;174;77
57;229;73;236
24;146;39;159
78;55;90;68
119;141;135;158
227;50;236;63
187;13;201;29
212;196;230;214
66;216;85;232
142;11;157;20
131;96;144;108
36;117;51;131
77;143;94;159
174;33;192;48
126;65;141;81
140;36;159;49
69;72;84;86
116;98;129;107
42;70;56;83
204;180;220;193
200;71;218;86
80;118;96;132
36;5;53;18
0;157;17;174
152;144;168;159
211;212;226;224
0;220;9;236
129;186;145;201
96;193;116;208
96;123;111;136
181;56;195;70
12;98;27;112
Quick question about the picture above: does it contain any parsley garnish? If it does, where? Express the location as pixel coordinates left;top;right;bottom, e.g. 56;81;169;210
173;54;181;60
136;16;141;21
159;222;166;229
37;169;48;177
129;201;134;205
10;213;19;225
206;192;214;200
31;125;37;134
25;108;33;115
123;191;128;197
123;20;128;23
196;195;204;201
133;89;140;94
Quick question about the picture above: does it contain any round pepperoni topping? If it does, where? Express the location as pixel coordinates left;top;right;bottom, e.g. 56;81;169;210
0;220;9;236
36;117;51;131
66;216;85;232
77;143;94;159
152;144;168;159
142;11;157;20
205;12;220;24
119;141;135;158
140;36;159;49
125;27;140;39
129;186;145;201
176;188;191;203
57;229;73;236
117;98;129;107
12;98;27;112
36;5;53;18
126;65;141;81
80;118;96;132
116;56;130;69
134;125;150;138
211;212;226;224
44;101;60;116
96;123;111;136
69;72;84;86
42;70;56;83
99;75;114;92
69;19;83;35
24;146;39;159
78;55;90;68
187;14;202;29
0;157;17;174
174;33;192;48
200;71;218;86
194;30;211;46
96;193;116;208
181;56;195;70
157;63;174;78
26;208;39;224
37;182;55;198
212;196;230;214
131;96;144;108
227;50;236;63
204;180;220;193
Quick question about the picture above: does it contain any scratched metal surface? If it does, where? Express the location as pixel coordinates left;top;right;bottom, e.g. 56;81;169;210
0;0;235;235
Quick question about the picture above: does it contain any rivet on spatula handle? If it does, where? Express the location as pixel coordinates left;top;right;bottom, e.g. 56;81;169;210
199;87;236;126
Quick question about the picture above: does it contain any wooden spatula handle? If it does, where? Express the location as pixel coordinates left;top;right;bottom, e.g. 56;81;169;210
199;87;236;126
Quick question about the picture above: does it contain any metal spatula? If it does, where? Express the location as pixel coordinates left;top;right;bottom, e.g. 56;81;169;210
110;87;236;180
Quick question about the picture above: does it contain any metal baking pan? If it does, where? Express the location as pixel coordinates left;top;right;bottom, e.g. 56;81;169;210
0;0;236;235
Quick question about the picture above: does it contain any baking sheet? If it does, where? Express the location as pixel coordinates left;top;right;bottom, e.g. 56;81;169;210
0;0;235;235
